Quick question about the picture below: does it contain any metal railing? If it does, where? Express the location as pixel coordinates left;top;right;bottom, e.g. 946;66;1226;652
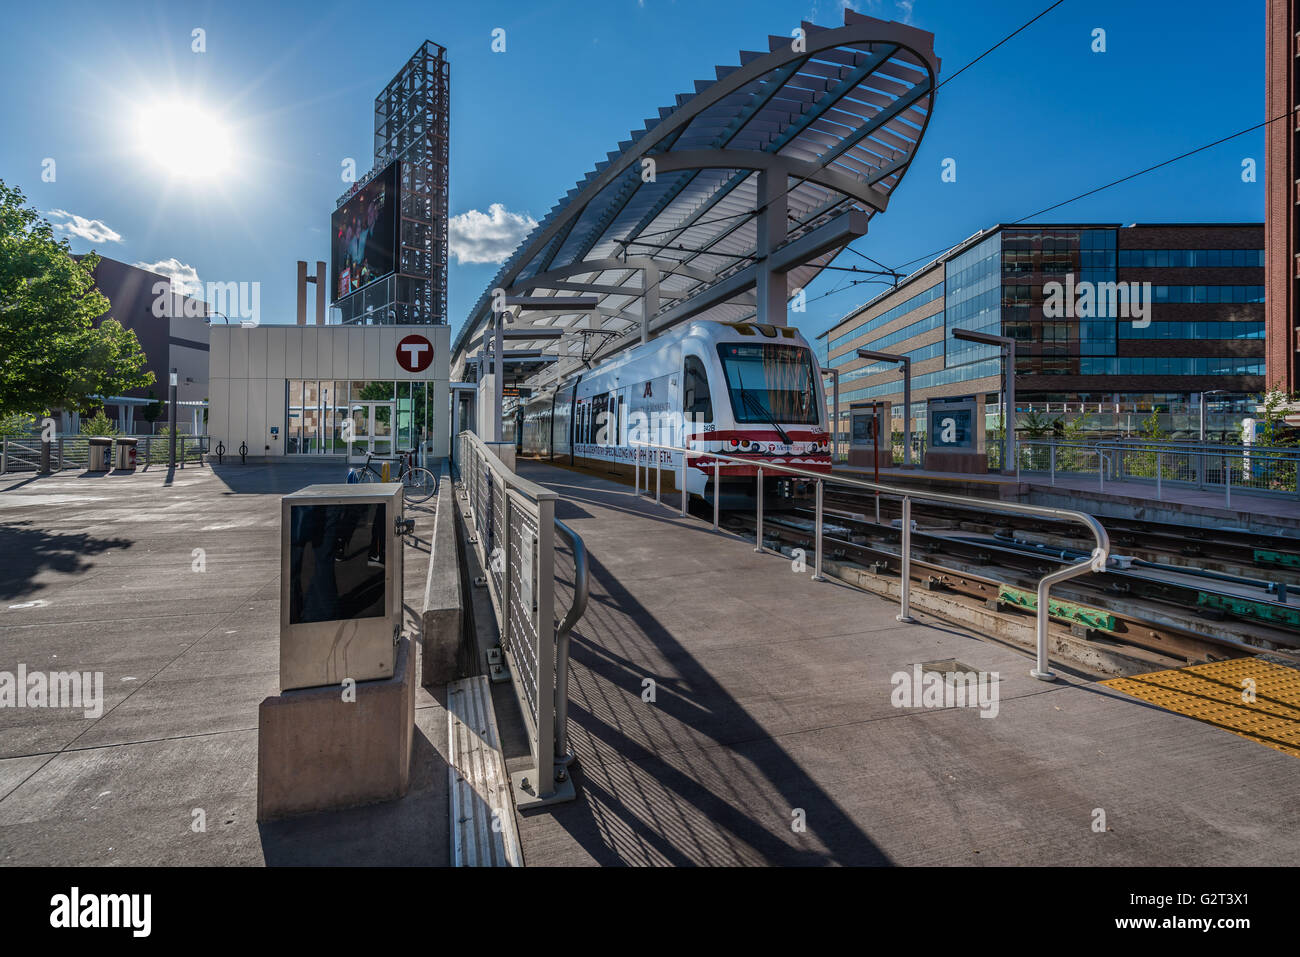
456;430;589;803
1017;438;1300;505
0;435;209;474
633;441;1110;681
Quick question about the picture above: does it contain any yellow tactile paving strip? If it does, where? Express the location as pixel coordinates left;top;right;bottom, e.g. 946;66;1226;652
1103;658;1300;758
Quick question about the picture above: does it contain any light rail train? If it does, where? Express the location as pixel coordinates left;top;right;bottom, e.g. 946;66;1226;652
512;320;831;504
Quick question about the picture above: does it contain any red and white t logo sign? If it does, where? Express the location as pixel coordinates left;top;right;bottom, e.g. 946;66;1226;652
396;334;434;373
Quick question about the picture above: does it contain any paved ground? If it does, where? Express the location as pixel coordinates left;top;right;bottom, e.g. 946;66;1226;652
508;460;1300;866
0;462;448;866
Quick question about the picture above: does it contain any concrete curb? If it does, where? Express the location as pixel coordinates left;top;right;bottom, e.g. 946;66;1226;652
422;460;462;686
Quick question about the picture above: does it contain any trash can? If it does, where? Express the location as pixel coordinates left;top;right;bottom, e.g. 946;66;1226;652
87;437;112;472
115;437;138;471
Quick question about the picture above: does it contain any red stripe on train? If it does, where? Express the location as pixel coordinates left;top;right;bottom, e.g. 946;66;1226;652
685;430;826;443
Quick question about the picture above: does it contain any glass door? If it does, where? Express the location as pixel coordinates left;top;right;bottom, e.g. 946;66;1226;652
371;403;394;457
347;402;396;463
346;404;371;463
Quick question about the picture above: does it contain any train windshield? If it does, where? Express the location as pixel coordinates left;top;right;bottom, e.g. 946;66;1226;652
716;343;819;425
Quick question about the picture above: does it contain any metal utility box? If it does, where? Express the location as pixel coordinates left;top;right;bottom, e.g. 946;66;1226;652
279;483;405;692
847;401;890;469
923;394;987;473
87;437;112;471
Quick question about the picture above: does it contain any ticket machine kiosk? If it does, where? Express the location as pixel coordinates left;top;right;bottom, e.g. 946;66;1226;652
847;401;891;469
279;483;406;691
923;395;987;473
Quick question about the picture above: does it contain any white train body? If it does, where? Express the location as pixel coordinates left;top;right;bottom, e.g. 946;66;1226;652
518;320;830;498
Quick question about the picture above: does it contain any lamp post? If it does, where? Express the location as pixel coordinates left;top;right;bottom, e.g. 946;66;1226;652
857;347;913;467
167;368;178;468
952;329;1016;473
1198;390;1227;443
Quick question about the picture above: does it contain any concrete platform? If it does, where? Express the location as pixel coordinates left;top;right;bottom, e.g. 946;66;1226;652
506;459;1300;866
835;463;1300;535
0;463;449;865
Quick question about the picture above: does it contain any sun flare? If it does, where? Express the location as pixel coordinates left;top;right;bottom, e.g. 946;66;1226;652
133;99;234;179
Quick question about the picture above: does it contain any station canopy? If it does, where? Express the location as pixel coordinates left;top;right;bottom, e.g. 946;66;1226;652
453;9;940;389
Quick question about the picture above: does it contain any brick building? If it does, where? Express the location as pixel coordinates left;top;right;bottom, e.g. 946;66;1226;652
1265;0;1297;393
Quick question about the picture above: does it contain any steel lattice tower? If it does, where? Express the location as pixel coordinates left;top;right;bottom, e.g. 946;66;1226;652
335;40;449;325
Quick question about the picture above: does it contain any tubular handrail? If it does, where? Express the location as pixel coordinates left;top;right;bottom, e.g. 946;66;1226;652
552;518;588;768
457;429;588;803
633;439;1109;681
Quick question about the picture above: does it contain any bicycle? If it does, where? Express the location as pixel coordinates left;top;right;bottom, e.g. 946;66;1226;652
355;450;437;504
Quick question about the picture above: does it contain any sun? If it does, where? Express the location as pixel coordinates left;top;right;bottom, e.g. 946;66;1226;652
133;99;235;179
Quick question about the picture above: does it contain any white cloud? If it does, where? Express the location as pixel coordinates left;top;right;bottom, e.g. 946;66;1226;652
134;258;203;297
896;0;914;23
449;204;538;265
47;209;122;244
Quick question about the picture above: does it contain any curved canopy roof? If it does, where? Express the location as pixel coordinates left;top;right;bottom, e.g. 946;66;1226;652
453;9;940;386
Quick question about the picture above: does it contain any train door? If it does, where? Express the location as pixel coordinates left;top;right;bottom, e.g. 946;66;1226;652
567;377;580;465
682;354;714;497
612;393;627;474
682;354;714;440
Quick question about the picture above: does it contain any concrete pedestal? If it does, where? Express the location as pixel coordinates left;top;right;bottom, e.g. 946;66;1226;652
924;449;988;474
257;634;416;821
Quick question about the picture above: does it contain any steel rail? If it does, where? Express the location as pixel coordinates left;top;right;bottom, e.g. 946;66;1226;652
633;440;1110;680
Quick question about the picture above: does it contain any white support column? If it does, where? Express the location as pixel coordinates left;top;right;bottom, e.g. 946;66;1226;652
493;312;504;443
755;170;789;327
641;262;660;345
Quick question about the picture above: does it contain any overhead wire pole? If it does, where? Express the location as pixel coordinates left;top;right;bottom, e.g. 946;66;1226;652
952;329;1016;472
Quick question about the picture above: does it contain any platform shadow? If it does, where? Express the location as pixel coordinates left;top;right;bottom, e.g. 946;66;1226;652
523;538;891;866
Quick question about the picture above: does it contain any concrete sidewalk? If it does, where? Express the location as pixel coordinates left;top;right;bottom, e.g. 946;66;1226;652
0;464;449;865
509;460;1300;866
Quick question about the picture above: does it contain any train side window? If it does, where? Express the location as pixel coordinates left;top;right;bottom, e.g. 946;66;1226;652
683;356;713;421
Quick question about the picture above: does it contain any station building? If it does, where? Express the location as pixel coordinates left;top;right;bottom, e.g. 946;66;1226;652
206;323;450;463
818;222;1266;446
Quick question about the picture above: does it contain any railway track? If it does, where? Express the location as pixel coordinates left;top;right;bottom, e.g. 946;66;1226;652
692;489;1300;675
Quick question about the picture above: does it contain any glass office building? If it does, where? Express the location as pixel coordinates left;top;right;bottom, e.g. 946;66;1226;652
818;223;1266;445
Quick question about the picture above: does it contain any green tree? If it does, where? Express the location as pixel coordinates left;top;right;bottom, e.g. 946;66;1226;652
0;181;153;418
141;389;165;429
0;413;34;436
1255;385;1298;449
79;410;119;436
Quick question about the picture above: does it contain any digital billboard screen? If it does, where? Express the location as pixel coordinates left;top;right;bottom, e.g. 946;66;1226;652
331;161;399;301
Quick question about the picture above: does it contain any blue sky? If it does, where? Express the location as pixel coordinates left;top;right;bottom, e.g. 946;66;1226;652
0;0;1267;343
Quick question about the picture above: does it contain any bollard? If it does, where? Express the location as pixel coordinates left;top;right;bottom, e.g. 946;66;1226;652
812;480;825;582
216;441;225;465
239;441;248;465
897;497;914;622
679;450;688;517
712;459;720;531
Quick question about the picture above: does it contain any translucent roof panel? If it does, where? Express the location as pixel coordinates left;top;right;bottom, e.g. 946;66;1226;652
453;9;940;383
